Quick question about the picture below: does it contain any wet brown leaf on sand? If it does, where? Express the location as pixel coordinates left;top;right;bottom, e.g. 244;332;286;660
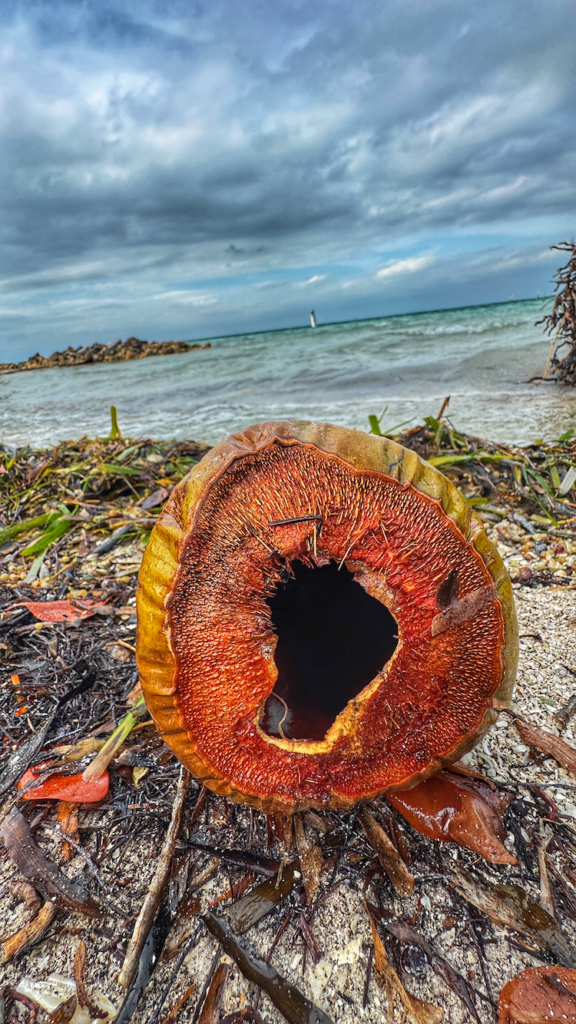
515;717;576;774
366;906;443;1024
450;865;576;967
202;911;334;1024
358;805;415;897
387;772;517;865
497;965;576;1023
227;862;299;935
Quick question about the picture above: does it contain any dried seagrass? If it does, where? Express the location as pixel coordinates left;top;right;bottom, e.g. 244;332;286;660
136;421;518;812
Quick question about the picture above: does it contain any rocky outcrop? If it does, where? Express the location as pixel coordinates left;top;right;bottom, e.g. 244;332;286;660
0;336;211;375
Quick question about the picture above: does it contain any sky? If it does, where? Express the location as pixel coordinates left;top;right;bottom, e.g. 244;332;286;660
1;0;575;361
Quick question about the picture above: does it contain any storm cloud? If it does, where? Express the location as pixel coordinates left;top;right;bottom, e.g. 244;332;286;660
1;0;575;358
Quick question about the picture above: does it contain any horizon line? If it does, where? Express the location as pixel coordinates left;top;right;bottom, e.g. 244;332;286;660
181;293;553;347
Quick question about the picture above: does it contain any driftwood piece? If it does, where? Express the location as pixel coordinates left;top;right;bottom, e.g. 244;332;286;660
0;807;101;918
0;901;58;964
118;766;191;989
515;718;576;774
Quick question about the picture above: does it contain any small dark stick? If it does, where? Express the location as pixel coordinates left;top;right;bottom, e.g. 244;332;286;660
555;692;576;731
362;945;374;1009
269;515;323;527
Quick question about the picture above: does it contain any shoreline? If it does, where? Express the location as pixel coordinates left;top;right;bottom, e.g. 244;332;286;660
0;336;211;377
1;300;568;452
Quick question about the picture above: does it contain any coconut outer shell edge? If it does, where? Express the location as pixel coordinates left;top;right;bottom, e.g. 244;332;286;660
136;420;518;813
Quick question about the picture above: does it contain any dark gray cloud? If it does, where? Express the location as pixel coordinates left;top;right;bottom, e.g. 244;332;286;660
1;0;575;359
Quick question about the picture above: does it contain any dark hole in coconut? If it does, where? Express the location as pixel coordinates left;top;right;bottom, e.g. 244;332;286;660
263;560;398;741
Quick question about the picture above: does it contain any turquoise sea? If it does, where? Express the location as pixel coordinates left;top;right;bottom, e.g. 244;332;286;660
1;297;575;449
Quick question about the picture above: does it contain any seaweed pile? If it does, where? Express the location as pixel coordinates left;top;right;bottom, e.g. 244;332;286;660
2;411;576;1023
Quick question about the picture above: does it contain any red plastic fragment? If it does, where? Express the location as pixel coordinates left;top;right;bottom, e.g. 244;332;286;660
18;765;109;803
386;771;517;864
497;965;576;1023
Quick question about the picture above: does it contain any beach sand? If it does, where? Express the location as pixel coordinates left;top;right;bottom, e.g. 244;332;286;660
2;425;576;1023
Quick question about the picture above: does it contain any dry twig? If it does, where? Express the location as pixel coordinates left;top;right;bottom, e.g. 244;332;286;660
118;767;191;989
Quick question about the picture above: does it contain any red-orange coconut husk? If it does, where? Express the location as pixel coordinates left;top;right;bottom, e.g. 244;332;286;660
136;421;518;813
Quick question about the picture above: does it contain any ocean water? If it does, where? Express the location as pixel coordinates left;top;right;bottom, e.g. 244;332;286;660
2;297;575;450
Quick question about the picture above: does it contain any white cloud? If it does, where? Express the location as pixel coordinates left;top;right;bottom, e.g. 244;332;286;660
0;0;575;359
152;291;217;306
376;256;434;280
295;275;327;287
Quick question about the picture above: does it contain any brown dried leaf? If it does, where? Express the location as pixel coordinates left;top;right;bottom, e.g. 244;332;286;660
74;940;108;1018
358;806;414;897
366;908;442;1024
515;718;576;774
198;963;231;1024
9;879;41;914
293;814;323;905
57;801;79;861
451;866;576;967
270;813;293;852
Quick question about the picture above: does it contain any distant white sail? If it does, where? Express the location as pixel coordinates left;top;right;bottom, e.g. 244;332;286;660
310;310;317;328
